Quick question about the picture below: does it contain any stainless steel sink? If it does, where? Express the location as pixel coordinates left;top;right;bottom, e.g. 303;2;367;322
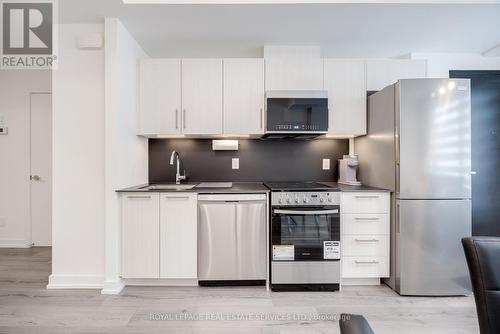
140;184;198;190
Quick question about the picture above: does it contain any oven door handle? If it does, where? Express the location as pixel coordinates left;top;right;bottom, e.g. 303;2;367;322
273;209;339;215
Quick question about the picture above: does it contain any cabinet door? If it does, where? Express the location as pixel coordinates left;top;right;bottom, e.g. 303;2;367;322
139;59;181;135
159;193;197;279
265;58;324;91
223;59;265;135
366;59;427;91
121;193;159;278
324;59;366;136
181;59;223;135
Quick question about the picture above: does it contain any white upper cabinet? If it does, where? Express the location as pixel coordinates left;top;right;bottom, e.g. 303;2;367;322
324;59;367;136
366;59;427;91
139;59;181;135
265;58;324;91
181;59;223;135
223;59;265;135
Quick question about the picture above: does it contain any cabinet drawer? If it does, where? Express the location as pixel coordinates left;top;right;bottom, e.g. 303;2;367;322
342;192;389;213
342;257;389;278
342;214;389;235
343;235;388;257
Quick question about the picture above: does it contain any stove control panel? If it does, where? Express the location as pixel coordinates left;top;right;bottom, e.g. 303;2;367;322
271;191;340;206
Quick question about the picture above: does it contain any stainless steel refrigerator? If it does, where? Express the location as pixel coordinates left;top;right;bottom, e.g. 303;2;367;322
356;79;472;296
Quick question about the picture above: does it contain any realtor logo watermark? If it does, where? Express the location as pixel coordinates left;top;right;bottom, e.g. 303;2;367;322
1;0;58;69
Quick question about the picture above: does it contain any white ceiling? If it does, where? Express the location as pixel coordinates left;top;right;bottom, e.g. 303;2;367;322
60;0;500;58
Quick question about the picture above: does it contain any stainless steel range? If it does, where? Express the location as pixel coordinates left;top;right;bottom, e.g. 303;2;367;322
264;182;341;291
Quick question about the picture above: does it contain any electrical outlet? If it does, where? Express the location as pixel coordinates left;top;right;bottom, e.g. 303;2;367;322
232;158;239;170
322;158;330;170
0;217;6;228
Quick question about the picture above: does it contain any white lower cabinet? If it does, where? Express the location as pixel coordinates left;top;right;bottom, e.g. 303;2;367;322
341;192;390;283
121;192;197;282
160;193;197;279
121;193;160;279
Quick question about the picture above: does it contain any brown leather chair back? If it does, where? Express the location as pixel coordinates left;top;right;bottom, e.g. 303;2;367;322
462;237;500;334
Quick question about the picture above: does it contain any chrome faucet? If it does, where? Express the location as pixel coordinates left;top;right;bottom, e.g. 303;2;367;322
169;150;186;185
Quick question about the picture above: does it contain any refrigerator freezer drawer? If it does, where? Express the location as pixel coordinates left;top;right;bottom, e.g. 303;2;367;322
342;214;389;235
397;199;471;296
342;257;389;278
342;192;390;214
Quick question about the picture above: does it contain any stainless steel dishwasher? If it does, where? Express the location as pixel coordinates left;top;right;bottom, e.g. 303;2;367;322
198;194;267;285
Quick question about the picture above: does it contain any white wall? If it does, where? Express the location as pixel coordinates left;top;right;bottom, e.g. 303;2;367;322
102;18;148;294
0;71;51;248
410;53;500;77
49;24;106;289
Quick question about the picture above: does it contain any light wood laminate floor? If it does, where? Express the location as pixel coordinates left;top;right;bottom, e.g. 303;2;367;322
0;247;479;334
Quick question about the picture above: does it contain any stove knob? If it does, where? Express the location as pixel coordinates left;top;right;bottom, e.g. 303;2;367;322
320;197;325;203
278;197;283;204
303;197;309;203
287;197;292;204
295;197;300;204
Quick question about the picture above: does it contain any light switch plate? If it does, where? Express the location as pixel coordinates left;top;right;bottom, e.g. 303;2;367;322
0;126;7;135
322;158;330;170
232;158;239;170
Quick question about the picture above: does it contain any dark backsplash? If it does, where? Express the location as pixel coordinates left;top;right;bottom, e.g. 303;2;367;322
149;138;349;183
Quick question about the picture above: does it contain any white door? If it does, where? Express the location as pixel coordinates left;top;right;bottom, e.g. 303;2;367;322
181;59;223;135
159;193;197;279
139;59;182;135
121;193;160;278
223;59;265;135
324;59;367;136
366;59;427;91
30;93;52;246
265;58;324;91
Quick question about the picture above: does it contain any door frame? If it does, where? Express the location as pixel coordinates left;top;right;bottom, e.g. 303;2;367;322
29;92;52;247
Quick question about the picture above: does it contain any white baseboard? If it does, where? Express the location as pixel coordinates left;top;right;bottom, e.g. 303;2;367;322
0;238;31;248
342;278;381;286
32;242;52;247
47;274;104;289
123;278;198;286
101;279;125;295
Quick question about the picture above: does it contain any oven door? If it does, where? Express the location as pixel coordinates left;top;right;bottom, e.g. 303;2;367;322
265;97;328;133
271;206;340;261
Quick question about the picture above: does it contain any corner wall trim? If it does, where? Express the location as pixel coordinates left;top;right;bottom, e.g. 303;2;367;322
0;239;31;248
47;274;104;289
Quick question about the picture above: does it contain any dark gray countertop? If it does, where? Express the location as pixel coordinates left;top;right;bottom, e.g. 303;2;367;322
320;182;391;192
117;182;390;194
116;182;270;194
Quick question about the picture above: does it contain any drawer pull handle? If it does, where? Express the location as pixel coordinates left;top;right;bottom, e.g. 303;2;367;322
355;238;379;242
127;196;151;199
355;260;380;264
355;195;380;199
354;217;380;221
165;196;190;200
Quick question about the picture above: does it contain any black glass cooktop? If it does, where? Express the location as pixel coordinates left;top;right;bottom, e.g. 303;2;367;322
264;182;335;191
